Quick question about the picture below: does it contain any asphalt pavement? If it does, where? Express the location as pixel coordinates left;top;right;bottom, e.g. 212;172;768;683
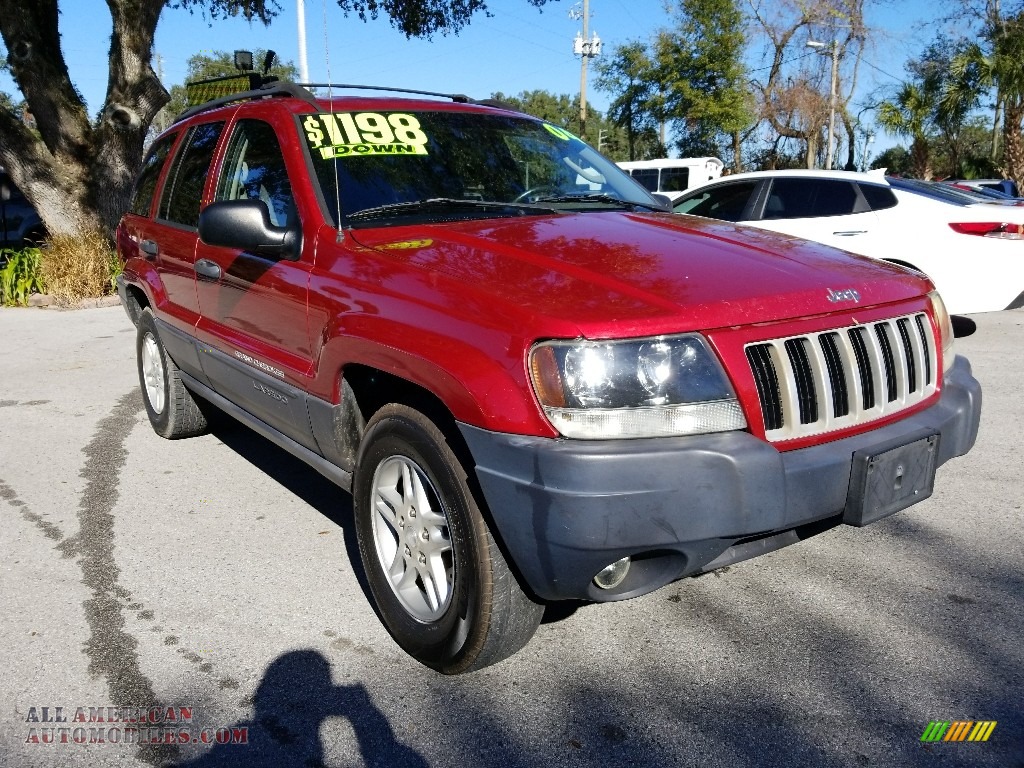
1;304;1021;768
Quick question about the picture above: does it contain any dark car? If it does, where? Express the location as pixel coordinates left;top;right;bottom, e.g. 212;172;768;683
0;168;46;250
951;178;1020;198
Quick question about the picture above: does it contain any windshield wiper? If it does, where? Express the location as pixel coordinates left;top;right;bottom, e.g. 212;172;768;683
530;193;669;212
346;197;555;222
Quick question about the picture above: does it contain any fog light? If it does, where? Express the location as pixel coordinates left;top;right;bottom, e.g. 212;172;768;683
593;557;631;589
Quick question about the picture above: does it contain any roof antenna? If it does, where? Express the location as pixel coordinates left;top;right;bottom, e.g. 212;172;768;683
321;0;345;243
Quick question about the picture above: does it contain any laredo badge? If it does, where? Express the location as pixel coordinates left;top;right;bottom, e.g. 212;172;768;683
304;112;429;158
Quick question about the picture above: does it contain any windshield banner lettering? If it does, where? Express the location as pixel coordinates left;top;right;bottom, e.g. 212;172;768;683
304;113;429;158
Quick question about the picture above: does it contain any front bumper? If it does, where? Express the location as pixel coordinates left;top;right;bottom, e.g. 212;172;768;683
459;356;981;602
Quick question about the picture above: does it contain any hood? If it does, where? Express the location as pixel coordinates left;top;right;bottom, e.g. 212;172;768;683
348;211;932;338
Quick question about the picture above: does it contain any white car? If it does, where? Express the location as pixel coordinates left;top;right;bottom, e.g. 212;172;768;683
672;169;1024;314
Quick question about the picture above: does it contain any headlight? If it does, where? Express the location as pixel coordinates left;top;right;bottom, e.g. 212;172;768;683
928;290;955;373
529;334;747;439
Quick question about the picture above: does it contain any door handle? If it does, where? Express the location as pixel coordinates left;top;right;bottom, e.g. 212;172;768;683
194;258;222;280
140;239;159;258
833;230;868;236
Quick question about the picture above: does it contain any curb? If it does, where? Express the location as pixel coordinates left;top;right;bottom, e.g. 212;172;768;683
22;294;121;310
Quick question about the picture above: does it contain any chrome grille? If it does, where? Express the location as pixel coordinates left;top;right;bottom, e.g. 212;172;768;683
745;313;938;441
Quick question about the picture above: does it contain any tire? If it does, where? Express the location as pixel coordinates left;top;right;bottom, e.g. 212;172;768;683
136;308;208;439
353;404;544;674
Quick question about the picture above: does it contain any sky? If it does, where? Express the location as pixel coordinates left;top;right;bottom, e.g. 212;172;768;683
1;0;958;157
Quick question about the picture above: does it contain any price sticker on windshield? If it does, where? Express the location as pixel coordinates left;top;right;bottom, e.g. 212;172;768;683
303;112;430;158
543;123;577;142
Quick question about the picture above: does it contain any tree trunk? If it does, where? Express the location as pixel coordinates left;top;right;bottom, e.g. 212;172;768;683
0;0;168;241
805;132;819;169
1003;101;1024;192
911;137;932;180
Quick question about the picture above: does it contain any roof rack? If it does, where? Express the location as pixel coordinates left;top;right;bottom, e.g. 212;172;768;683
174;81;320;124
172;81;513;127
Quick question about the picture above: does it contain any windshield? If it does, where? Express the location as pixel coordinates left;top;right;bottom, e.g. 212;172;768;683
300;109;660;225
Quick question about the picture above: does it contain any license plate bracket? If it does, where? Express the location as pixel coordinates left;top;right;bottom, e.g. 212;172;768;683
844;430;940;527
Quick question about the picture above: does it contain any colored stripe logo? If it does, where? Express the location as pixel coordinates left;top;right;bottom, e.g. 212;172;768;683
921;721;996;742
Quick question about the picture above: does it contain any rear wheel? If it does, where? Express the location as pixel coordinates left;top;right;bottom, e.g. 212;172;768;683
353;404;543;674
136;309;208;439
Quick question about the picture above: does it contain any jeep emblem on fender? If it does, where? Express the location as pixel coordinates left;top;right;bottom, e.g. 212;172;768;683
827;287;861;303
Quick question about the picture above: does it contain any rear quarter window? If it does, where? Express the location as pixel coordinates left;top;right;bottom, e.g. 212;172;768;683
129;133;177;217
858;183;898;211
765;178;858;218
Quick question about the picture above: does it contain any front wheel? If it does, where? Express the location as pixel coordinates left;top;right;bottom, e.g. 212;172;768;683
353;404;543;674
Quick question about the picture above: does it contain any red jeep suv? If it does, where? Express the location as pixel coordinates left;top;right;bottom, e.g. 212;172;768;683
116;82;981;673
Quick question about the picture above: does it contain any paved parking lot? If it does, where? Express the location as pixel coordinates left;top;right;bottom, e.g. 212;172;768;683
1;304;1021;768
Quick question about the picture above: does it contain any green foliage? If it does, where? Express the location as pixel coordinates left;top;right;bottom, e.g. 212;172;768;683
173;0;280;24
491;90;579;129
595;42;666;161
877;82;936;177
652;0;750;156
334;0;549;38
488;89;615;150
108;250;123;296
931;116;998;178
159;49;299;124
595;0;750;161
0;246;45;306
870;146;913;176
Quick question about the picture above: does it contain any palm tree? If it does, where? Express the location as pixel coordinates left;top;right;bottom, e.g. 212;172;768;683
947;12;1024;188
877;83;935;179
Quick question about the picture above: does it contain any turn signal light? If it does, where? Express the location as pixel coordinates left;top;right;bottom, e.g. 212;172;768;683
948;221;1024;239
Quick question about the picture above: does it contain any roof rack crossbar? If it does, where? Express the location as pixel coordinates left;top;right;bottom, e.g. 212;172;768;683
174;82;319;124
297;83;471;103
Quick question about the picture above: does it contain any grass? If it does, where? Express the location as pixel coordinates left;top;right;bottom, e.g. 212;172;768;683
2;231;123;308
38;229;121;307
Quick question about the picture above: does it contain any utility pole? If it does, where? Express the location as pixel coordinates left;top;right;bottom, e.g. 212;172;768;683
571;0;601;138
826;39;839;170
297;0;310;83
807;38;839;169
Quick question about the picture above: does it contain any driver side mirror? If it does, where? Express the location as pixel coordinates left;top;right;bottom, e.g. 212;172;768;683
198;199;301;261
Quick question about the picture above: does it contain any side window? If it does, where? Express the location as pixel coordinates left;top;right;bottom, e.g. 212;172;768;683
215;119;295;228
660;167;689;193
630;168;659;192
129;133;177;217
859;183;898;211
766;178;858;219
674;181;757;222
158;122;224;227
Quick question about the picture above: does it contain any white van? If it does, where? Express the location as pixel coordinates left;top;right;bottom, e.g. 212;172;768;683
617;157;724;201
